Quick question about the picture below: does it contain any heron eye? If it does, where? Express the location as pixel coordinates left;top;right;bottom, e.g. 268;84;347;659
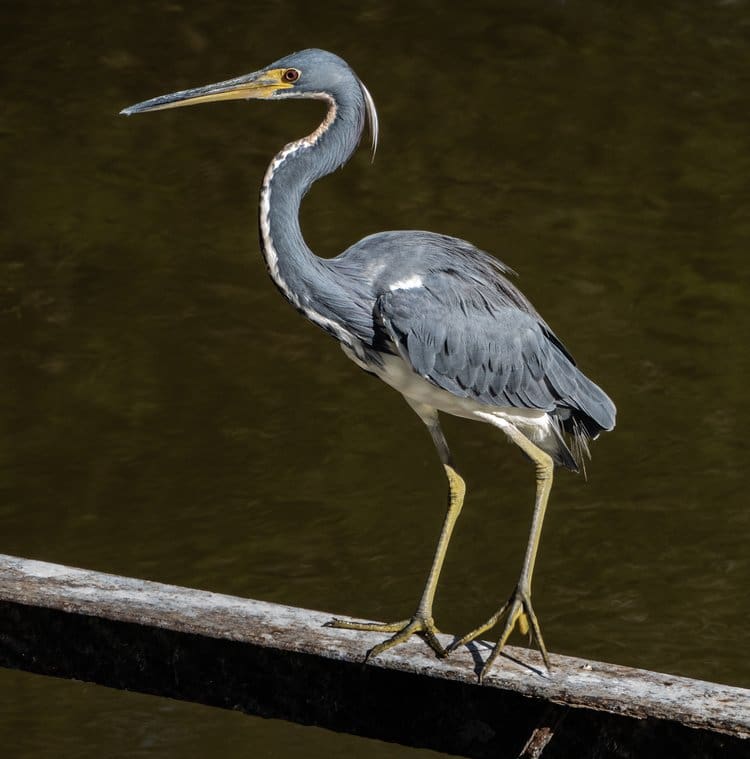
283;68;300;83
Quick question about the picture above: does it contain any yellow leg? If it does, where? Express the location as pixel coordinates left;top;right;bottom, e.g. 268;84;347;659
446;425;553;681
326;463;465;659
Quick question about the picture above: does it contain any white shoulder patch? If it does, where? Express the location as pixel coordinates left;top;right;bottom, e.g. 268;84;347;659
390;275;423;291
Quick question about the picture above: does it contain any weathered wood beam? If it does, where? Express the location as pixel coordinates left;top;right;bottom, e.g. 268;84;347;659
0;554;747;758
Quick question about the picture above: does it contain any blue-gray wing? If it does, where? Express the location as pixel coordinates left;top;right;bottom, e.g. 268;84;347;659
375;276;615;438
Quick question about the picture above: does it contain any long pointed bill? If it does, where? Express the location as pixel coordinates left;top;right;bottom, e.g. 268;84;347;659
120;68;293;115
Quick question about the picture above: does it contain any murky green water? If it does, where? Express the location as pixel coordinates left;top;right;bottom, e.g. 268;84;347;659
2;1;749;756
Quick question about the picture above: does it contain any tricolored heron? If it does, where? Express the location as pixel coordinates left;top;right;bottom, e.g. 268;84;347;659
122;48;616;680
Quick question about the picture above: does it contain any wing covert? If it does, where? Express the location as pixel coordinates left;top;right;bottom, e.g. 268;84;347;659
375;278;596;418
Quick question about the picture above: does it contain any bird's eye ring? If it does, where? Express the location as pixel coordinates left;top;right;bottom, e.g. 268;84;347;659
283;68;300;83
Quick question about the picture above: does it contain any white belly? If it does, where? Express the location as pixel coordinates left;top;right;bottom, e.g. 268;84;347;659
342;345;553;441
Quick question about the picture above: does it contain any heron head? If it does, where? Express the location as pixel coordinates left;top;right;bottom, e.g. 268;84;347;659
120;48;378;157
121;49;361;114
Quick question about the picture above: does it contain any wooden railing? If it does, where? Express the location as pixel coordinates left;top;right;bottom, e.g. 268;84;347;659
0;554;747;758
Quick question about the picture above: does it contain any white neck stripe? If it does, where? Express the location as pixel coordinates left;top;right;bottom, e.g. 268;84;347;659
258;96;352;343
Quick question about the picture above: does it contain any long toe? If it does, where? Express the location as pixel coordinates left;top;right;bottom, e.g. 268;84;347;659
446;586;550;679
479;591;549;681
444;601;509;656
325;614;444;659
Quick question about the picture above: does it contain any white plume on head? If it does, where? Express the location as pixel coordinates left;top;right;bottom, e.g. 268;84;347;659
360;81;379;161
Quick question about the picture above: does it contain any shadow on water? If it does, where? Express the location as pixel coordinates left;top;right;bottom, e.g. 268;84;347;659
1;2;748;757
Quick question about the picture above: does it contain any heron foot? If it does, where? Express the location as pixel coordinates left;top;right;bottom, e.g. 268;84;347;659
324;613;445;660
445;585;550;681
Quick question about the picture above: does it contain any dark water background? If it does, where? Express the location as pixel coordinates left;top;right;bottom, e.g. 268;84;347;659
2;1;749;756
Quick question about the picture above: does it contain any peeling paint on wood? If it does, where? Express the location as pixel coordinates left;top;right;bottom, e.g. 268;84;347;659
0;554;748;758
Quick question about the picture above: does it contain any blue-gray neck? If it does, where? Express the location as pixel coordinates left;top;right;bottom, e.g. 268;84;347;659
258;86;367;341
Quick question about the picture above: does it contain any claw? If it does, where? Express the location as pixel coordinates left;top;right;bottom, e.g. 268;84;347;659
325;615;445;659
445;586;550;680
